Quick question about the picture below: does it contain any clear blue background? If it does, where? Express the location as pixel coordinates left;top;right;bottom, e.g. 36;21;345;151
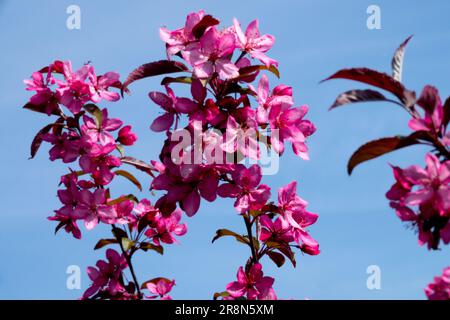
0;0;449;299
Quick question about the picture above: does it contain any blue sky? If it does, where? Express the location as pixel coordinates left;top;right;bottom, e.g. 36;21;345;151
0;0;449;299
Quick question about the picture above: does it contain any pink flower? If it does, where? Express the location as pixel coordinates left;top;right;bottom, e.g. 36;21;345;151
42;132;80;163
278;181;320;255
144;208;187;245
425;267;450;300
268;103;316;160
226;263;276;300
217;164;270;213
233;18;277;67
81;109;123;147
386;154;450;250
48;173;85;239
401;153;450;215
79;151;121;186
160;10;205;57
117;125;138;146
149;86;197;132
255;74;293;124
88;69;121;103
83;249;128;299
409;86;445;136
24;72;59;115
182;27;239;79
75;189;117;230
221;115;260;160
56;61;91;114
259;215;293;244
146;278;176;300
113;199;137;225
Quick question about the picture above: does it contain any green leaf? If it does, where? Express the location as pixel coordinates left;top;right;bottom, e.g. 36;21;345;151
161;76;192;86
94;238;118;250
116;144;125;157
121;237;135;251
139;242;164;255
211;229;249;245
83;103;103;127
213;291;230;300
107;194;139;206
115;169;142;191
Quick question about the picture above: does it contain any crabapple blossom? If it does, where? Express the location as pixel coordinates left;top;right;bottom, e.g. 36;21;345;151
233;18;277;67
26;10;319;300
118;125;138;146
25;60;186;300
386;153;450;250
226;263;276;300
425;267;450;300
145;278;176;300
83;249;130;299
217;164;271;214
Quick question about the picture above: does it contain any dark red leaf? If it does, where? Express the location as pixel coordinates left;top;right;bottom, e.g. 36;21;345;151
417;85;440;114
94;238;118;250
443;96;450;128
29;121;64;159
322;68;416;108
238;64;280;79
192;15;220;39
391;35;413;82
211;229;248;245
114;169;143;191
139;242;164;255
329;89;390;110
267;251;285;268
122;60;189;94
347;131;432;175
30;123;53;159
120;156;155;175
23;102;60;116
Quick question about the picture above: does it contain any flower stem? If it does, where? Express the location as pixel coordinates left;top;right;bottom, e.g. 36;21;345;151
112;225;143;299
244;214;258;264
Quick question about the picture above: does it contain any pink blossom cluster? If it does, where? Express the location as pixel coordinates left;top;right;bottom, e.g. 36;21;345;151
24;60;184;300
408;86;450;147
425;267;450;300
143;11;319;300
152;10;315;160
24;10;319;300
387;153;450;250
386;86;450;251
